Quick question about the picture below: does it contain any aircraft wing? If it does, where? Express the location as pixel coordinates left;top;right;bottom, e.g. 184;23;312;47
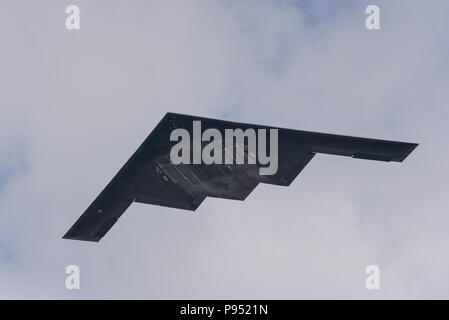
63;112;417;242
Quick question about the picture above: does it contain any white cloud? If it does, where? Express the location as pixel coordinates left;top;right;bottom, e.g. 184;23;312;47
0;0;448;298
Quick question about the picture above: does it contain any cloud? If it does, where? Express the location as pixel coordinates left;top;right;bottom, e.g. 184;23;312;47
0;0;448;298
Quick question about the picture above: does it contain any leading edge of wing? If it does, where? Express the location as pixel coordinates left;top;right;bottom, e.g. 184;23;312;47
165;112;418;163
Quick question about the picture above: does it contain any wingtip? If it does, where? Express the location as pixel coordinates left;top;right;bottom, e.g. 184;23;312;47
394;142;419;162
406;141;419;155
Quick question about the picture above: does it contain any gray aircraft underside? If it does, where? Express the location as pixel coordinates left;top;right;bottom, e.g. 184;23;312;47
63;113;417;242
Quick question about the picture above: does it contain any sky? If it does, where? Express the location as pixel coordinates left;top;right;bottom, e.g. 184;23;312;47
0;0;448;299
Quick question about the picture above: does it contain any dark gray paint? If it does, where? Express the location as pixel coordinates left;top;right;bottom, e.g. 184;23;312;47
63;113;417;242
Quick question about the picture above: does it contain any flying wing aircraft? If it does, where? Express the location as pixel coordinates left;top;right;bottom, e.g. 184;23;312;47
63;112;417;242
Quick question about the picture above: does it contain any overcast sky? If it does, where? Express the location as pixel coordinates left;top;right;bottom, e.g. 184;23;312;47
1;0;449;299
